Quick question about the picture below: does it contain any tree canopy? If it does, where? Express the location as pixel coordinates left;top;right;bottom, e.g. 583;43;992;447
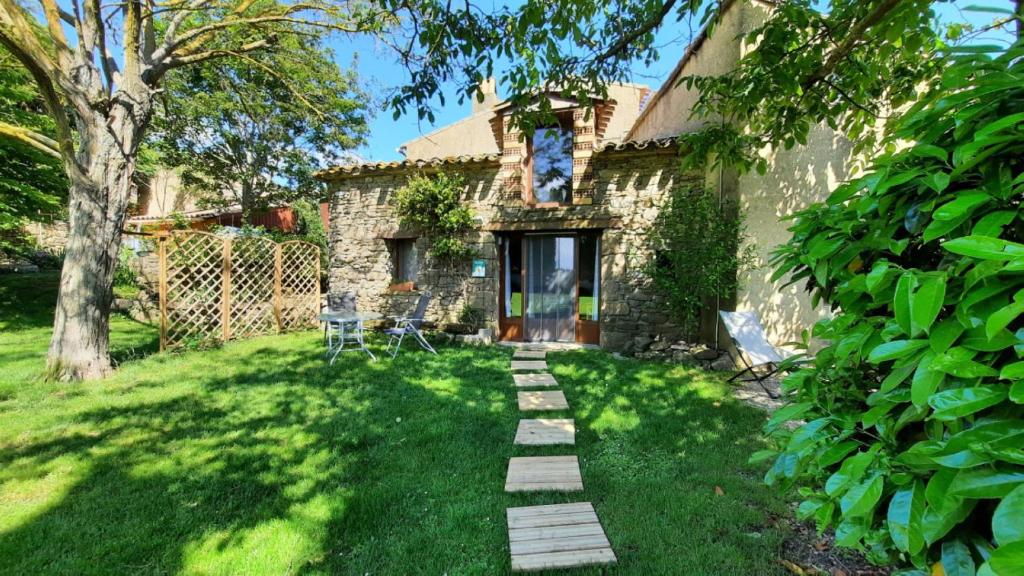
0;41;64;254
153;32;369;221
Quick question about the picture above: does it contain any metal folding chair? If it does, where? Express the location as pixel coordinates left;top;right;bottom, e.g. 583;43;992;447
385;292;438;358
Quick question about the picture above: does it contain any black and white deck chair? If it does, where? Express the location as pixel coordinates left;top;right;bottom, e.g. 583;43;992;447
719;310;803;399
384;291;438;358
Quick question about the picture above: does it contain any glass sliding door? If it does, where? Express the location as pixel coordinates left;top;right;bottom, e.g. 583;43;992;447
525;235;576;342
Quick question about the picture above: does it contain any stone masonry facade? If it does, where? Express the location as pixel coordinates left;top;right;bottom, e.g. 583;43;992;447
325;147;701;352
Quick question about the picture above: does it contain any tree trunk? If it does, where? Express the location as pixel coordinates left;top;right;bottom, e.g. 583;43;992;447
46;105;148;380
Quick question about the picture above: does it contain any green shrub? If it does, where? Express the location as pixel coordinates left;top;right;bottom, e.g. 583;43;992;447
113;249;138;289
646;187;755;335
458;304;485;329
394;172;476;262
762;43;1024;574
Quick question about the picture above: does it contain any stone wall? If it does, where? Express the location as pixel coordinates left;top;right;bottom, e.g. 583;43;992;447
593;151;703;352
326;164;504;327
325;148;697;351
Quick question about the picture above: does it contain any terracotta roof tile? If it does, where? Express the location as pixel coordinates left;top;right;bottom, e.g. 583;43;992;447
315;153;500;180
595;136;679;153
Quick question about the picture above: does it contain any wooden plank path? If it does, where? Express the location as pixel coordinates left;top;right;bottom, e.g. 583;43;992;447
507;502;616;571
515;419;575;446
513;373;558;388
517;390;569;411
511;360;548;371
503;347;616;571
505;456;583;492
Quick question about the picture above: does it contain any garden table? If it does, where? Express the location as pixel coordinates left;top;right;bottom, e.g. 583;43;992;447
319;311;383;363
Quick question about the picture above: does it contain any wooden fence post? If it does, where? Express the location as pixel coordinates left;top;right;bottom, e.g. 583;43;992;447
274;244;283;332
158;234;168;351
315;246;322;321
221;238;233;341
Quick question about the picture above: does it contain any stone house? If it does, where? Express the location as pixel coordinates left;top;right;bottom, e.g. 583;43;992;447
318;0;850;352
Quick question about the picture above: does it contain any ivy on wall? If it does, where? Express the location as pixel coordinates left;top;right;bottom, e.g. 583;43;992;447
394;172;477;262
645;186;756;336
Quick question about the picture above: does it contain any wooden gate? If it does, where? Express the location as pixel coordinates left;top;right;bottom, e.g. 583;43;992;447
157;231;320;350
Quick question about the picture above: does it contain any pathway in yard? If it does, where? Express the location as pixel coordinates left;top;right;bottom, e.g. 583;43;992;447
503;346;617;572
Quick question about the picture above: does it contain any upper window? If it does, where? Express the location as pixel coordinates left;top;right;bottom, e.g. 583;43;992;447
529;119;573;205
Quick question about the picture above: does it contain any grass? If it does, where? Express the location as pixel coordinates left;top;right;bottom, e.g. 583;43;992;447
0;272;791;575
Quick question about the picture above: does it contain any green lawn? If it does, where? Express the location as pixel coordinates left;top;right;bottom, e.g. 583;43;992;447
0;272;790;575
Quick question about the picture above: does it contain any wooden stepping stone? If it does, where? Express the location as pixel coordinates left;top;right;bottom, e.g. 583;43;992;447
513;373;558;388
517;390;568;411
515;419;575;445
511;360;548;371
507;502;616;571
505;456;583;492
513;349;546;360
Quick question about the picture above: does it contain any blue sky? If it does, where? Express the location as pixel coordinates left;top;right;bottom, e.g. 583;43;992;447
328;1;1011;162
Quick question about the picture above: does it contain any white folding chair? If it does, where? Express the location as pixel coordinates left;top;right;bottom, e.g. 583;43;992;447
719;310;803;399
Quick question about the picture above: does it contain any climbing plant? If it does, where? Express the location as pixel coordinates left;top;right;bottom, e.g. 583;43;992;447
646;187;755;335
394;172;476;262
760;41;1024;574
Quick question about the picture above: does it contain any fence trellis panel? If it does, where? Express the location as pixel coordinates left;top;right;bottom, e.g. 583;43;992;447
158;231;320;350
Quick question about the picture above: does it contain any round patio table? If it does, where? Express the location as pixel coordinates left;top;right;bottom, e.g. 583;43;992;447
319;311;383;362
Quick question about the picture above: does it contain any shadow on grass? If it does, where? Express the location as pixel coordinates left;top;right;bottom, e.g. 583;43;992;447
0;335;786;575
0;337;519;575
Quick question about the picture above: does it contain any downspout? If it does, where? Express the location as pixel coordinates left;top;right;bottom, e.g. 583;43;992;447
715;157;724;351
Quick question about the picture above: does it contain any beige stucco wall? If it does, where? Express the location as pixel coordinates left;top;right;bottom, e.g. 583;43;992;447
400;111;501;160
601;84;651;143
400;83;651;161
135;169;194;217
628;1;767;140
735;123;853;346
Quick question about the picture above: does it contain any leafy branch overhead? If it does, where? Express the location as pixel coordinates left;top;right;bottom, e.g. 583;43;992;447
386;0;972;168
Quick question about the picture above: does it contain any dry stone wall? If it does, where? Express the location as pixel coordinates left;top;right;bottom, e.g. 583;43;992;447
325;149;701;352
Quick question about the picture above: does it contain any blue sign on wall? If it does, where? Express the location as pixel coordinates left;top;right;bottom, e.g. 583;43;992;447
471;259;486;277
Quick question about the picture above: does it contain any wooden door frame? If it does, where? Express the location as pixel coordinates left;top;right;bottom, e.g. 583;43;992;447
497;231;602;345
497;233;524;341
575;231;601;345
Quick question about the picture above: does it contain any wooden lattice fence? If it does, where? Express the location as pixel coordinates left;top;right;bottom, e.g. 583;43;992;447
157;231;320;350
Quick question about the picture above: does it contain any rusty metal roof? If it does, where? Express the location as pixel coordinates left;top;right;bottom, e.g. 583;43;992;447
315;153;500;181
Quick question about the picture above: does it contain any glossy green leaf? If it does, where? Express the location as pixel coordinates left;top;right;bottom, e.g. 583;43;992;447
999;362;1024;380
912;275;947;335
825;451;874;497
911;353;943;407
1011;381;1024;404
933;192;989;221
987;540;1024;575
942;538;976;576
888;480;926;554
949;467;1024;498
993;484;1024;545
895;273;915;334
944;236;1024;261
841;473;884;517
987;300;1024;341
869;339;930;363
929;386;1007;421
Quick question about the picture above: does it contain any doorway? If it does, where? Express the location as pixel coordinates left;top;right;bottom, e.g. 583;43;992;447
526;235;576;342
498;232;601;345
